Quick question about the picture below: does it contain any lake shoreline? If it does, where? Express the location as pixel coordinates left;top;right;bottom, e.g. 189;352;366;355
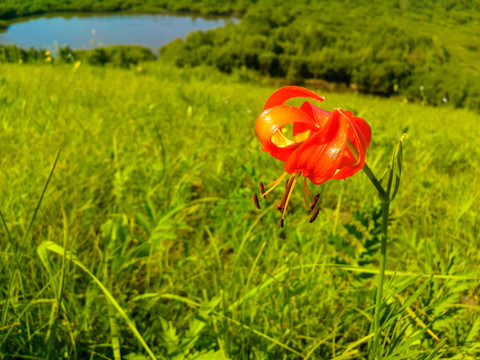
0;7;243;26
0;12;238;51
0;8;241;32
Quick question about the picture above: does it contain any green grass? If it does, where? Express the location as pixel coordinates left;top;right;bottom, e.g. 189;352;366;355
0;61;480;359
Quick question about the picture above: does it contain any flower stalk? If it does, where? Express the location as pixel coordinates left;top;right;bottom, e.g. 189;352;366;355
373;195;390;359
349;138;404;359
359;136;405;359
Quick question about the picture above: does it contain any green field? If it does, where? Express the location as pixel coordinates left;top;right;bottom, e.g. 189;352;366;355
0;60;479;359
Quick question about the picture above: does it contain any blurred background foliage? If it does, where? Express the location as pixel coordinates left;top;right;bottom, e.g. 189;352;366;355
2;0;480;110
159;0;480;110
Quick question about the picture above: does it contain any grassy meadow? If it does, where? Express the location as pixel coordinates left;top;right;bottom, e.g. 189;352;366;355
0;60;479;359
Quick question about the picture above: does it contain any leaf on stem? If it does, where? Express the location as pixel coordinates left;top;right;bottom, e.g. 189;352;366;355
382;133;407;202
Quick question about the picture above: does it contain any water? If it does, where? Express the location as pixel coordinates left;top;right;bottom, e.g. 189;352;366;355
0;13;236;51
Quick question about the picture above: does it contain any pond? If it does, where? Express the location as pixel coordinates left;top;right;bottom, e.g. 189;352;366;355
0;13;237;52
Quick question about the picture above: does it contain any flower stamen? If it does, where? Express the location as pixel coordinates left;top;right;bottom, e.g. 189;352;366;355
261;172;288;199
304;177;314;200
253;193;261;209
309;207;320;223
259;181;266;199
303;177;312;209
310;193;320;211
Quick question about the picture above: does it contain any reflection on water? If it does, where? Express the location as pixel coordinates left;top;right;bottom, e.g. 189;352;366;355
0;13;236;51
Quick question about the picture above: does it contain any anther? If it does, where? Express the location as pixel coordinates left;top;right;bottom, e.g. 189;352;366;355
259;181;266;199
309;207;320;223
253;193;261;209
280;218;284;228
310;193;320;210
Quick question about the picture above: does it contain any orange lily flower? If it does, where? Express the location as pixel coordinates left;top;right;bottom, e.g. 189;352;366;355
254;86;371;226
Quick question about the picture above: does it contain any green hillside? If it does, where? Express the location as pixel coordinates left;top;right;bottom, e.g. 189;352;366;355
160;0;480;110
0;61;479;358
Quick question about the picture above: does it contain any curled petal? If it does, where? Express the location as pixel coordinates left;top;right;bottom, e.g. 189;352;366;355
256;105;317;162
342;110;371;146
293;102;332;142
285;109;348;184
263;86;325;111
332;110;370;179
301;102;331;128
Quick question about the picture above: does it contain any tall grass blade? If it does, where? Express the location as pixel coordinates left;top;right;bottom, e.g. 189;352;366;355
23;148;61;249
38;241;157;360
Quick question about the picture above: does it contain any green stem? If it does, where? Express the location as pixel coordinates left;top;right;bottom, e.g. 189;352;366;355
373;199;390;359
349;140;393;358
369;162;394;359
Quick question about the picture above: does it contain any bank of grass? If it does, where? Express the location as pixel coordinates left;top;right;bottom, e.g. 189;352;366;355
0;61;479;359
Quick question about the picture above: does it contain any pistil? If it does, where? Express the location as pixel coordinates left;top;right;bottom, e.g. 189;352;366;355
279;174;299;226
276;177;294;212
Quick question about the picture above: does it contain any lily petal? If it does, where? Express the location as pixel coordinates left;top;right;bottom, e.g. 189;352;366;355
332;110;369;179
301;102;331;128
342;110;371;146
285;109;348;184
293;102;331;142
263;86;325;111
256;105;317;162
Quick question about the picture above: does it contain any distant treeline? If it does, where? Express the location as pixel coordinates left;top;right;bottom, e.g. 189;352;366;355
0;44;155;68
2;0;480;110
160;1;480;110
0;0;250;19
